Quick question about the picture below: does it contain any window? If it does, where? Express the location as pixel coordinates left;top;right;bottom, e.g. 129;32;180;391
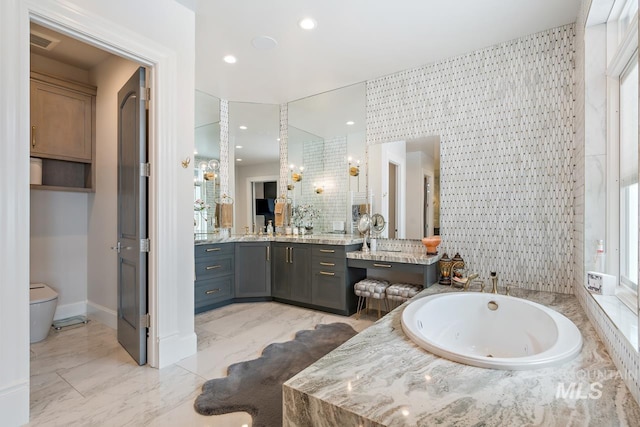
606;0;639;312
619;55;638;294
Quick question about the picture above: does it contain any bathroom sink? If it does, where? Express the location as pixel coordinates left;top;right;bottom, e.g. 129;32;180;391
401;292;582;370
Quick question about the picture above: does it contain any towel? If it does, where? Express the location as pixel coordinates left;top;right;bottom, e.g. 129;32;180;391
220;203;233;228
274;202;285;227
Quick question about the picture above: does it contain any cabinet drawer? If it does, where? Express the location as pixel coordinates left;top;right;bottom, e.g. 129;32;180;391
346;258;425;274
312;256;346;271
195;255;234;280
195;277;234;308
312;245;345;259
312;270;346;310
195;243;234;259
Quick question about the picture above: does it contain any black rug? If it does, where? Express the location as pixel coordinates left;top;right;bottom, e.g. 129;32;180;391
194;322;357;427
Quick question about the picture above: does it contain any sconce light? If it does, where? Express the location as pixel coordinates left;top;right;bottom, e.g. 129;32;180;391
348;157;360;177
314;182;324;194
291;164;304;182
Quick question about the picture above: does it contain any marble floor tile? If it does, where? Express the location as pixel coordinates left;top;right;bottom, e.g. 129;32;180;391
28;301;374;426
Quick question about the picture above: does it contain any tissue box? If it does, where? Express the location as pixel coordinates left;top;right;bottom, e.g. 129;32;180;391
586;271;616;295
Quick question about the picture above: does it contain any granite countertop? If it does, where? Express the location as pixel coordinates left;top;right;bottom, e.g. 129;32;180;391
283;286;640;426
194;233;364;246
346;250;441;266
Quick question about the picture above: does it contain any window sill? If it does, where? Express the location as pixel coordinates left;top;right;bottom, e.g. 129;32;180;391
592;293;638;350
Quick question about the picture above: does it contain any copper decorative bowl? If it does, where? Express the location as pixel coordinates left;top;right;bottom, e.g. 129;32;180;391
421;236;441;255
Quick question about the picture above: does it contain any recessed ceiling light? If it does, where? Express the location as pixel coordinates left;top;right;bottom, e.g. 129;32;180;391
239;125;248;130
223;55;237;64
236;145;243;149
277;138;281;141
346;121;355;125
298;17;317;30
194;150;198;155
251;35;278;50
236;158;243;162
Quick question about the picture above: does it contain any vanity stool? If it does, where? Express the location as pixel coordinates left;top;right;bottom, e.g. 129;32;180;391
354;279;390;319
386;283;423;309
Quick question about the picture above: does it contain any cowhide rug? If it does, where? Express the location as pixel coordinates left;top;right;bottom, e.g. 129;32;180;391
194;322;357;427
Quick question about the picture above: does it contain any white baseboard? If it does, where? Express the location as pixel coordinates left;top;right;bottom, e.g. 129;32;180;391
53;301;86;321
86;301;117;330
0;380;29;427
157;331;198;369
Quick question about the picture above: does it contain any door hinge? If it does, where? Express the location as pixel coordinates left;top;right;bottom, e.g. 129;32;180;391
141;86;150;101
141;313;150;329
140;238;150;253
141;162;150;177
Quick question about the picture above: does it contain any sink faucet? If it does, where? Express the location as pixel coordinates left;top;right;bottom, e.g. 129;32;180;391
490;271;498;294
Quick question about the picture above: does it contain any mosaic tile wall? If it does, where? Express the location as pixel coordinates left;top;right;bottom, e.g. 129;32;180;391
219;99;229;196
321;136;348;232
367;24;575;294
279;103;289;197
574;0;640;406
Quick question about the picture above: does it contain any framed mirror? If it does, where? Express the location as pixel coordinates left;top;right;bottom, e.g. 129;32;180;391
194;90;220;235
367;136;440;239
287;82;366;234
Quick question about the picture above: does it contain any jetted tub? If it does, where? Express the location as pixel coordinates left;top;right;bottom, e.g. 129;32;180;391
401;292;583;370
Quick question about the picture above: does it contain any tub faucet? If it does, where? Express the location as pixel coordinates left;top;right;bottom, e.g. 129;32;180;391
490;271;498;294
462;274;480;291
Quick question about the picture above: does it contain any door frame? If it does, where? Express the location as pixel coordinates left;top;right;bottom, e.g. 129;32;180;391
245;175;279;232
22;1;185;368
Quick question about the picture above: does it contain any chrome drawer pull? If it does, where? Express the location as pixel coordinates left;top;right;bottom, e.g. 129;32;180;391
373;263;392;268
206;248;221;252
320;262;335;267
319;249;335;253
206;265;222;270
205;289;221;295
320;271;335;276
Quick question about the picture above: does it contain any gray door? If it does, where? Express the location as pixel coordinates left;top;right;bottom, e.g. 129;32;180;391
116;67;148;365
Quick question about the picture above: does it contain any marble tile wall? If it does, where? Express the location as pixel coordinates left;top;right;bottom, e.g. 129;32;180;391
367;24;576;293
279;104;289;197
219;99;229;196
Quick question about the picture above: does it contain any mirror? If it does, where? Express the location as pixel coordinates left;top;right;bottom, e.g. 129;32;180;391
368;136;440;239
287;82;366;233
371;213;386;236
229;102;280;234
194;90;220;234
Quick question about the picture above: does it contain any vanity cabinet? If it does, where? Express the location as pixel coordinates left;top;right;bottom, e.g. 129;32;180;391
272;242;312;303
311;244;365;315
194;243;234;313
235;242;271;298
30;71;96;191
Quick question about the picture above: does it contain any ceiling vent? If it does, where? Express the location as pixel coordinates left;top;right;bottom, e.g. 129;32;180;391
30;30;60;51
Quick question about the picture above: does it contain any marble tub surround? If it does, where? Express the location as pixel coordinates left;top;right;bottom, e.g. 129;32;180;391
195;233;363;245
283;286;640;426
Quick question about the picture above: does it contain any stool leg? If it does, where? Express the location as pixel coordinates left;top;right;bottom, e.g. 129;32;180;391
356;296;364;319
377;298;381;319
384;297;390;313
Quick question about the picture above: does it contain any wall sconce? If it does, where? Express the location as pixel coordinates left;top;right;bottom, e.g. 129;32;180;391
348;157;360;177
290;164;304;182
314;182;324;194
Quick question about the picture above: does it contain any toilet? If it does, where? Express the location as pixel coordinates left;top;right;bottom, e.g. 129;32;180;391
29;283;58;343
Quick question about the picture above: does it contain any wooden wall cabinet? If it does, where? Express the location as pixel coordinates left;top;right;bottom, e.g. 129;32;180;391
30;71;96;192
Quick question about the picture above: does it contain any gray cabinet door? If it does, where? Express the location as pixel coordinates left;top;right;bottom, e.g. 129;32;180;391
236;242;271;298
289;244;311;303
272;243;290;299
311;269;346;310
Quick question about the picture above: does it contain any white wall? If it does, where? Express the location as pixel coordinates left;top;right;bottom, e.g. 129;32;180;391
235;162;279;232
369;140;406;238
405;152;424;239
0;1;195;424
87;55;140;328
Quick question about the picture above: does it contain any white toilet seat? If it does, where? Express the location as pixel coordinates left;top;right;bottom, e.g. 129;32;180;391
30;283;58;304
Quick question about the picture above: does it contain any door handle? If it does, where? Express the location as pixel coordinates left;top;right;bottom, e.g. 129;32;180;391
289;247;293;264
31;126;36;149
286;247;290;263
320;271;335;276
320;262;335;267
110;242;121;253
373;263;392;268
266;246;270;262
